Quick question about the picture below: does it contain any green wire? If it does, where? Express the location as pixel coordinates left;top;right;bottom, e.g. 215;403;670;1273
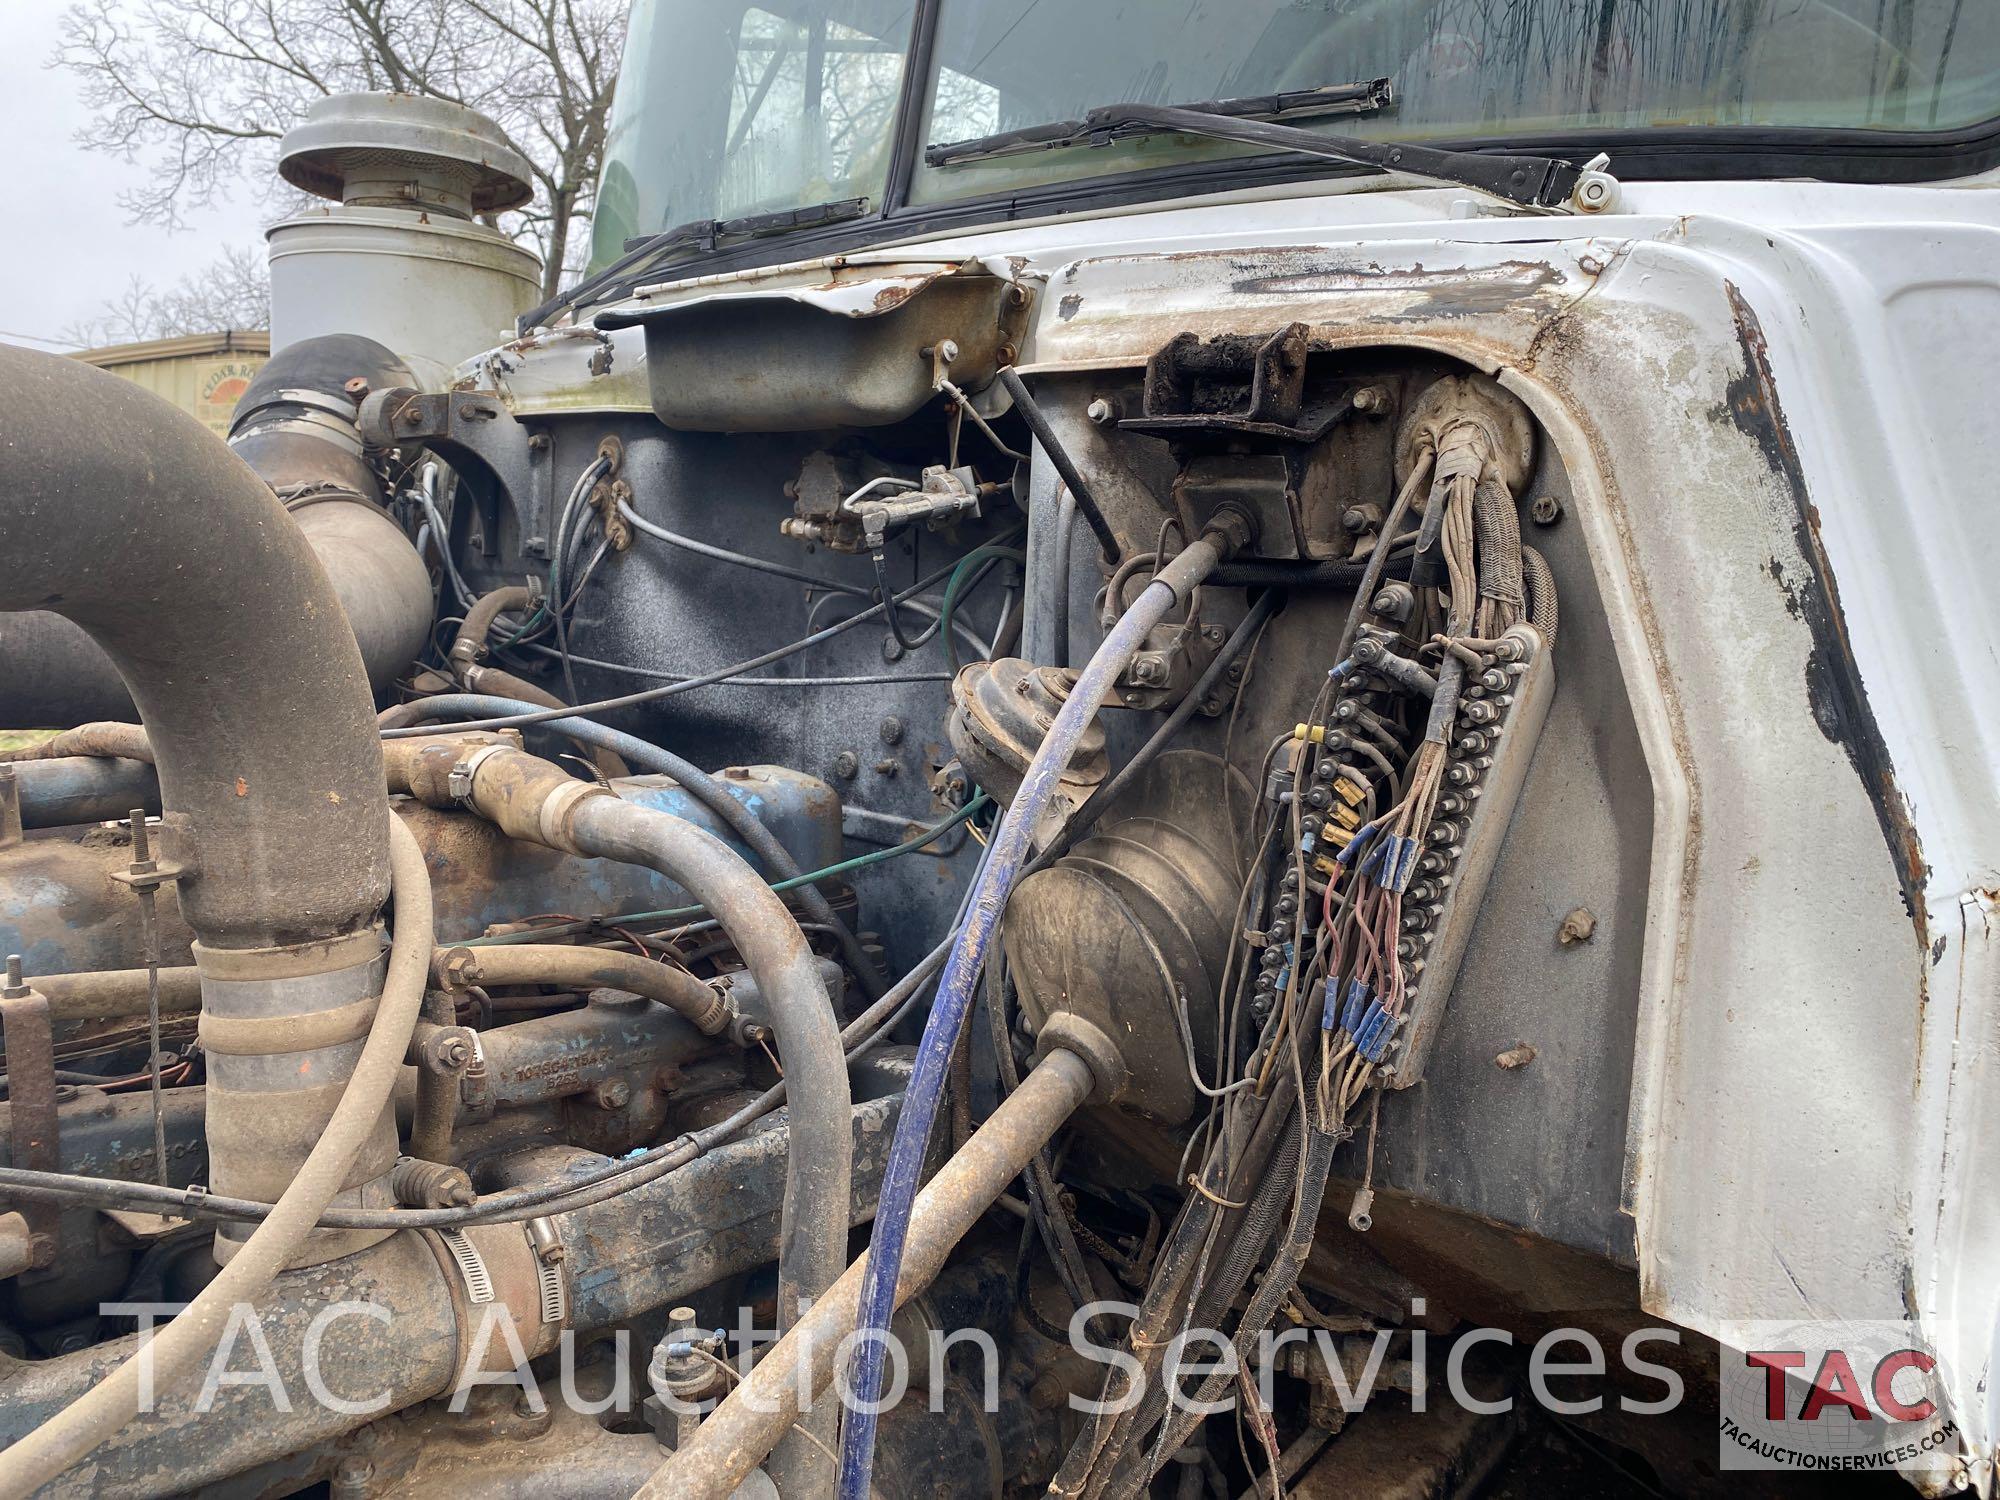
464;793;992;946
941;543;1026;676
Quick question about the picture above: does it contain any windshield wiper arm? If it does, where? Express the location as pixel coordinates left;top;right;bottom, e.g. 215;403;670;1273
521;196;873;332
927;88;1611;213
927;79;1395;165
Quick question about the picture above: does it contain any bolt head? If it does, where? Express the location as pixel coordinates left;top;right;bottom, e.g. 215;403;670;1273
595;1079;632;1110
1530;494;1564;526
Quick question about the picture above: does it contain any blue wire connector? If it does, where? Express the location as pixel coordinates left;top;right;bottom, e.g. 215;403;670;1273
1340;978;1369;1037
1355;1001;1399;1062
1336;820;1380;867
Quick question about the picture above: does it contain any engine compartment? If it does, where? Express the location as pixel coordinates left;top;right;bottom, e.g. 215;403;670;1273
6;151;1978;1492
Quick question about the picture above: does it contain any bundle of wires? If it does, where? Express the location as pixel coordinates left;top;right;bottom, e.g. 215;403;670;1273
1043;438;1559;1496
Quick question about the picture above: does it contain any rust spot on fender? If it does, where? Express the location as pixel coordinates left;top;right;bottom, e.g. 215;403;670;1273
1720;282;1929;935
1231;259;1568;321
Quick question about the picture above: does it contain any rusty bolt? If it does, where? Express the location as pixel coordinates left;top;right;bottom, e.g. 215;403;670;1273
1130;654;1165;686
1558;907;1597;945
873;758;900;777
595;1079;632;1111
880;634;905;664
831;751;860;781
342;376;370;400
1351;385;1389;414
1530;494;1564;526
527;431;551;451
878;716;905;746
1086;397;1119;426
1494;1044;1538;1070
421;1028;475;1074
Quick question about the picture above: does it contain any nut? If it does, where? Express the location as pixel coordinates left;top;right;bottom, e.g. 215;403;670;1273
1529;494;1564;526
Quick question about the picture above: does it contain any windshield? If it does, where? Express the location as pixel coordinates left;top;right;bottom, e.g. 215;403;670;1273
915;0;2000;202
593;0;917;266
594;0;2000;266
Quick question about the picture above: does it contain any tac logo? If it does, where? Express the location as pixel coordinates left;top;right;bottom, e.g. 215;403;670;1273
1718;1320;1960;1479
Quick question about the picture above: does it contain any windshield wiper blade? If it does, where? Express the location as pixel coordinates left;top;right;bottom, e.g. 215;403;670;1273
522;196;872;331
927;78;1394;165
927;90;1606;212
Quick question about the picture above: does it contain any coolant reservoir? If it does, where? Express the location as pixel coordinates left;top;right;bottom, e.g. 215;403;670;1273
266;93;542;369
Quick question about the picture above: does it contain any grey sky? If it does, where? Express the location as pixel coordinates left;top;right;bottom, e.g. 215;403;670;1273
0;1;271;351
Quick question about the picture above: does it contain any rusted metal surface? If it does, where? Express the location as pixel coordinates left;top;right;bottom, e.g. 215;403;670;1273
598;257;1032;432
0;767;842;980
435;943;728;1035
0;1086;907;1497
0;963;60;1268
635;1047;1093;1500
1020;240;1611;377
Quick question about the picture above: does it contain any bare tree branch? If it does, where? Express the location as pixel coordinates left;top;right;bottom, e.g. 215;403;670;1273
54;0;626;296
64;243;274;346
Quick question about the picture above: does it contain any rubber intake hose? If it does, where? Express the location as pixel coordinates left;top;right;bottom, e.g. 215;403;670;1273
0;333;432;724
635;1047;1096;1500
0;815;432;1497
0;342;391;947
834;532;1228;1500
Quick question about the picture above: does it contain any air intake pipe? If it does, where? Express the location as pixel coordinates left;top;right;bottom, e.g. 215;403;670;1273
0;334;432;724
0;342;399;1257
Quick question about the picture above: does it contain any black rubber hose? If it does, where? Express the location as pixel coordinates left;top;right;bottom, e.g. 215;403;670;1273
563;795;851;1335
997;367;1121;562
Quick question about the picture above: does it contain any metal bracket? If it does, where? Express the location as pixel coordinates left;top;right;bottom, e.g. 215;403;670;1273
0;959;60;1270
0;765;20;851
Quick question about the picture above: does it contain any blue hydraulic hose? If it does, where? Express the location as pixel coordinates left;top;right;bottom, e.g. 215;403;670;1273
835;535;1225;1500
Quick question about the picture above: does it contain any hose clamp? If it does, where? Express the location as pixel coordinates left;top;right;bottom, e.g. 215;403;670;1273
537;778;612;854
447;743;512;806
